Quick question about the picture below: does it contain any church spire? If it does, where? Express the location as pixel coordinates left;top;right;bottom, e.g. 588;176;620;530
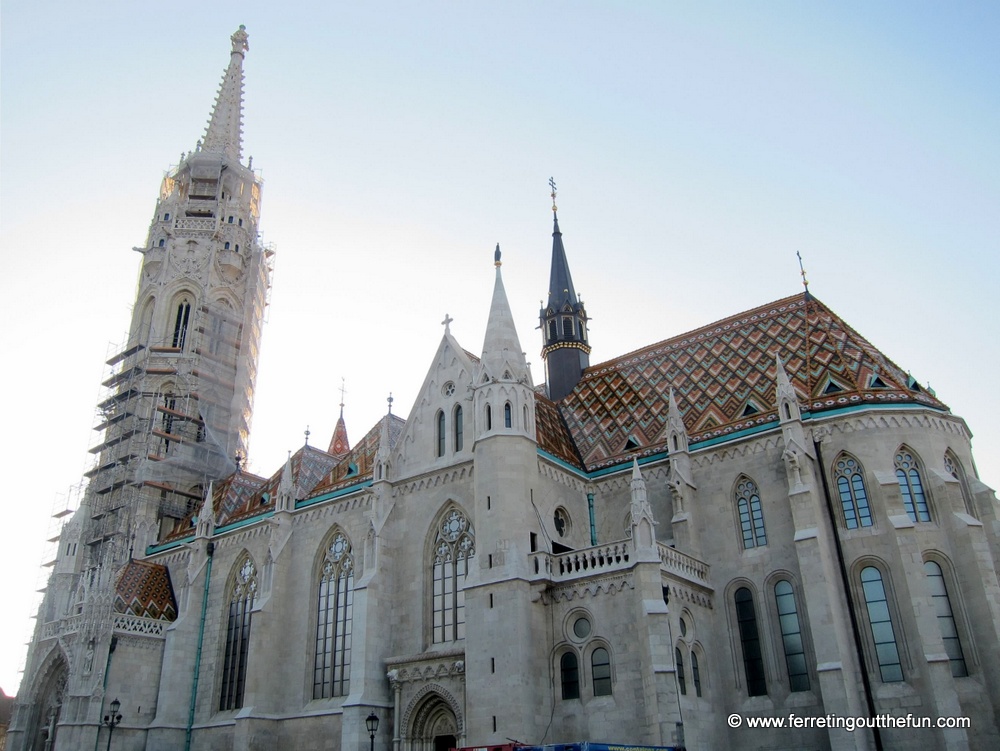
480;244;529;382
539;179;591;401
201;25;249;163
328;380;351;456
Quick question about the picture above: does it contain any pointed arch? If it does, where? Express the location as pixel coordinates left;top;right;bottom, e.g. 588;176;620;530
453;404;464;452
944;449;976;517
894;446;931;522
429;503;475;644
923;557;969;677
734;475;767;549
833;452;873;529
314;527;355;698
22;646;69;751
220;552;258;710
733;585;767;696
403;684;464;751
170;291;195;350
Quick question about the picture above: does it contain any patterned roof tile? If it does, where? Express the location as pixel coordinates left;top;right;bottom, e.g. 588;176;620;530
560;293;946;470
114;559;177;621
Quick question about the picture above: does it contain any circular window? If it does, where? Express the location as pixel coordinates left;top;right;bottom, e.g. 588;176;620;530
442;382;456;397
554;508;569;537
573;616;592;639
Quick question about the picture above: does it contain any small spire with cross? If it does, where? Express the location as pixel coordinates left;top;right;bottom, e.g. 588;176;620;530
304;425;311;446
338;377;347;411
549;176;558;213
387;392;394;415
441;313;453;334
796;251;811;298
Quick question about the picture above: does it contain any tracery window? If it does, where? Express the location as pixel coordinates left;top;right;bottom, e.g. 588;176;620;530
944;450;975;517
432;508;475;643
924;561;968;677
314;532;354;698
860;566;903;682
591;647;612;696
894;449;931;522
560;651;580;699
774;581;810;691
220;556;257;710
735;476;767;549
834;454;873;529
734;587;767;696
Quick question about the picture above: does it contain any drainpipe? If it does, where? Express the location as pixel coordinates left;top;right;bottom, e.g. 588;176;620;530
185;541;215;751
93;636;118;751
813;440;882;751
587;492;596;546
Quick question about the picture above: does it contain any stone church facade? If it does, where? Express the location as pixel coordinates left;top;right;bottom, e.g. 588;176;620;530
10;27;1000;751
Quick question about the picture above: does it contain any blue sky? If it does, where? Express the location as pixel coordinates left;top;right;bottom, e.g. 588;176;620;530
2;1;998;694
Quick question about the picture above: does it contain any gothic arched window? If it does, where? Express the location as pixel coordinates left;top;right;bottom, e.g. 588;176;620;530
834;454;873;529
172;298;191;350
860;566;903;682
924;561;968;677
691;650;702;697
314;532;354;698
675;647;686;695
432;508;475;643
735;476;767;549
454;405;464;452
504;402;512;429
895;448;931;522
220;556;257;710
560;651;580;700
944;450;975;517
734;587;767;696
774;580;810;692
436;410;446;457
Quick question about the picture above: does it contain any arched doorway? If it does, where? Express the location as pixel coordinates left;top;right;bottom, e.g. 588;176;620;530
24;650;68;751
406;687;462;751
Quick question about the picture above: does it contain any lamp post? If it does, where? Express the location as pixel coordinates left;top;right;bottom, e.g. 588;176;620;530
366;711;379;751
102;698;122;751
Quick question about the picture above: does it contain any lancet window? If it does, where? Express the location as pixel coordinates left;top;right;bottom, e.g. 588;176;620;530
735;476;767;549
220;556;257;710
895;449;931;522
314;531;354;698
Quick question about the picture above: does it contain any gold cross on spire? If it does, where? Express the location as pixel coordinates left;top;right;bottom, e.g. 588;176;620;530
549;176;558;213
796;251;810;297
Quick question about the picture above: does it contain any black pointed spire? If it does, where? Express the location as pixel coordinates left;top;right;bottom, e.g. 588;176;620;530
539;180;591;401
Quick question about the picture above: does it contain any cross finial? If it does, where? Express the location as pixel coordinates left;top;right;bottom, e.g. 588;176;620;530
387;393;394;414
338;377;347;415
441;313;453;333
549;176;558;213
304;425;311;446
796;251;811;298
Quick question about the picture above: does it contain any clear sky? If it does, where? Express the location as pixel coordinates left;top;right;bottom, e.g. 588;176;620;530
1;1;998;695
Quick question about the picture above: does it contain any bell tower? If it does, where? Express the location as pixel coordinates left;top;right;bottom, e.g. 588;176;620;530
539;179;590;401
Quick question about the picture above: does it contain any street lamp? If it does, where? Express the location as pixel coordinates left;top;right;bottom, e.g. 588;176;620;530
102;698;122;751
366;711;379;751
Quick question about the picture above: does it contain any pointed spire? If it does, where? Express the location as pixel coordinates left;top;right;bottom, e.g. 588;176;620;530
481;244;528;380
539;181;590;401
328;380;351;455
630;458;657;555
276;453;295;512
775;354;802;424
201;26;249;163
196;482;216;538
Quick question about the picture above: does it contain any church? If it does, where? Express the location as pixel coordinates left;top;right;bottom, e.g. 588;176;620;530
10;26;1000;751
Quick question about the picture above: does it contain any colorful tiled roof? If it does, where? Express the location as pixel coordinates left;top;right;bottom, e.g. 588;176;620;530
310;414;405;496
114;559;177;621
559;293;946;470
221;445;341;526
535;392;584;469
